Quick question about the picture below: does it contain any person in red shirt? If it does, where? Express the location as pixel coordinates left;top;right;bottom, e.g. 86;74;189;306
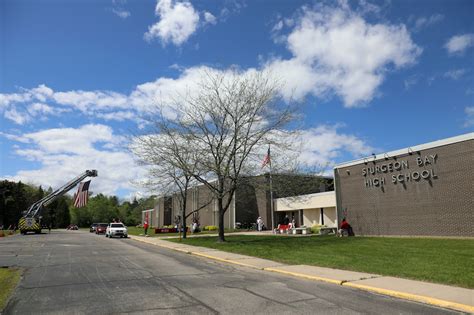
339;218;354;237
143;220;149;236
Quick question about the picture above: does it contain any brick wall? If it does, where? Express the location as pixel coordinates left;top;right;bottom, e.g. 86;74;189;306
335;139;474;236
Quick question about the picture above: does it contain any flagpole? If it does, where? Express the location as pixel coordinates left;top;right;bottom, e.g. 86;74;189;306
269;144;274;231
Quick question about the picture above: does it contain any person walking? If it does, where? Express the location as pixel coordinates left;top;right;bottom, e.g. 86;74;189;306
143;220;149;236
257;217;264;231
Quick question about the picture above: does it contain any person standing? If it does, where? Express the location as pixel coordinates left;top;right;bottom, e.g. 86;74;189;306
257;217;264;231
143;220;149;236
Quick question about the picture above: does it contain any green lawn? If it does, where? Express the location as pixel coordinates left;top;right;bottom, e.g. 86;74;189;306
127;226;157;236
0;268;21;311
167;235;474;288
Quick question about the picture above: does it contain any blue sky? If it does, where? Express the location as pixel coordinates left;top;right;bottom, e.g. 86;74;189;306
1;0;473;199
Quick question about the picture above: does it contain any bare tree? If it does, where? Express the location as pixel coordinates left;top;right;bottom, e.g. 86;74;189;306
145;70;295;242
132;124;202;238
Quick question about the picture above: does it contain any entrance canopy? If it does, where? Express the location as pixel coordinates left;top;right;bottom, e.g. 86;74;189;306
276;191;336;211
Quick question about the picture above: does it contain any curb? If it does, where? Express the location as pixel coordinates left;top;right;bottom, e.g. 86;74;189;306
342;282;474;314
130;237;473;313
263;267;473;314
264;267;343;286
191;252;264;270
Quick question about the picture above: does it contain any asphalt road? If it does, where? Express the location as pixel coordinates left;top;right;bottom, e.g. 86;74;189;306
0;230;462;315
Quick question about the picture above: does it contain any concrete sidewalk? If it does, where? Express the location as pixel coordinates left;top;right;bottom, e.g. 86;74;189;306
130;235;474;313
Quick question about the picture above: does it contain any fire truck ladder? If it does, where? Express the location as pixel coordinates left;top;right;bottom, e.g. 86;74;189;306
19;169;98;233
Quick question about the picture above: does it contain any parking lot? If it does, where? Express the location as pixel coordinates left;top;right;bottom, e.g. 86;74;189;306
0;230;458;314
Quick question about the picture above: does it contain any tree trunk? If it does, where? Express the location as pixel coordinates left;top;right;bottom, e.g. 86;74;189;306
217;198;225;242
181;203;187;239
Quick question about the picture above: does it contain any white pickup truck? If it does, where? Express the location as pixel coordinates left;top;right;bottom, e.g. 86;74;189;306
106;223;128;238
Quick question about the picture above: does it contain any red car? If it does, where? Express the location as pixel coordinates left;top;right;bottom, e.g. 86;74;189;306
95;223;108;234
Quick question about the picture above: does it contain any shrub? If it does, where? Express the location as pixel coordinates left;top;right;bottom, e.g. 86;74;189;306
311;225;322;234
203;225;218;231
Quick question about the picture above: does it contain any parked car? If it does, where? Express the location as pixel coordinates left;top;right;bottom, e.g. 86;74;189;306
90;223;98;233
66;224;78;230
95;223;108;235
106;223;128;238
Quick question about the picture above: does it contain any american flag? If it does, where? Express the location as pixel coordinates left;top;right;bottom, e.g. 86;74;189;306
262;146;271;168
73;180;91;208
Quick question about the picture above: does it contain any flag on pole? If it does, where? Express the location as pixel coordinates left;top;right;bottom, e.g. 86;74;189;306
262;146;271;168
73;180;91;208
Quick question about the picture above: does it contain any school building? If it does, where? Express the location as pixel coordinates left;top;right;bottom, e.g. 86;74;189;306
334;133;474;237
142;174;333;229
143;133;473;237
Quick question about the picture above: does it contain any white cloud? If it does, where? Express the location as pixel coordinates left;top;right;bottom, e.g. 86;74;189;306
0;4;423;125
0;92;32;109
96;111;136;121
404;75;419;90
0;84;53;112
28;84;54;101
111;0;130;19
0;85;132;124
4;107;30;125
144;0;200;46
272;20;284;32
3;120;372;197
444;69;467;80
53;90;129;112
0;132;30;143
4;124;145;196
413;14;444;32
267;3;421;106
112;8;130;19
296;124;373;167
203;11;217;25
445;34;474;55
1;69;213;124
27;102;58;116
247;124;374;174
129;65;210;116
465;106;474;127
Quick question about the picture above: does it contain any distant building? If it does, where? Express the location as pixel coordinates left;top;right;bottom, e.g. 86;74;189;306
143;174;333;229
334;133;474;237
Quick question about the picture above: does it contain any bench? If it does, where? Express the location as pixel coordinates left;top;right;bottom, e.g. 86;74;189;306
291;227;311;235
274;224;290;234
320;227;337;235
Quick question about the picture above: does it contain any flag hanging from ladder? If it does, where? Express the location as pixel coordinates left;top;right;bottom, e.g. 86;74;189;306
73;180;91;208
262;146;271;168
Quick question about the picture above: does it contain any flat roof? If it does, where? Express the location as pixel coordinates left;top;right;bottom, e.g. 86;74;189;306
335;132;474;169
276;191;336;211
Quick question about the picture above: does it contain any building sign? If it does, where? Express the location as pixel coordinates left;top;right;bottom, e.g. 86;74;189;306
362;154;438;188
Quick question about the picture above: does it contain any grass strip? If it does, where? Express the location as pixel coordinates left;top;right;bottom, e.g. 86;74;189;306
0;268;21;311
167;235;474;288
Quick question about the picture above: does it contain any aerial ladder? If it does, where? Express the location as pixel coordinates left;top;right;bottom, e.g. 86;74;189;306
18;170;98;234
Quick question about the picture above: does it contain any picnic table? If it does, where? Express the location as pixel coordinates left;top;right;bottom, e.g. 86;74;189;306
291;227;311;235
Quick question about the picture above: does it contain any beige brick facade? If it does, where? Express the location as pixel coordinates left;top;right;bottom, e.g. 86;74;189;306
334;134;474;237
148;174;332;229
